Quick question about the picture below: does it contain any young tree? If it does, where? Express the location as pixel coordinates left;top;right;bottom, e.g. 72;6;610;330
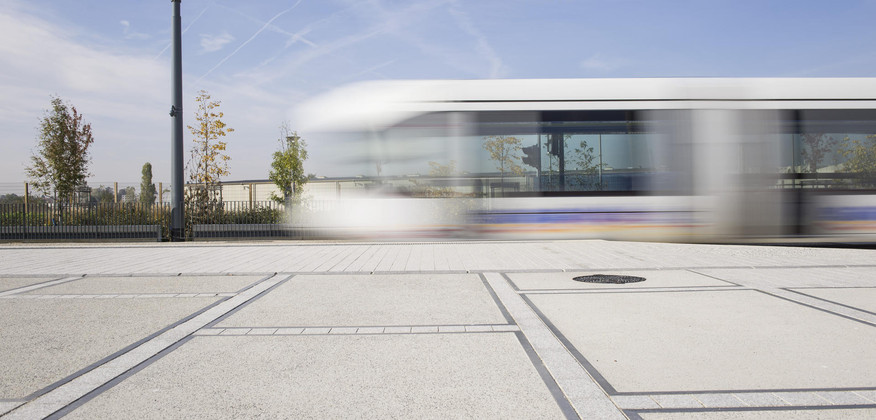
840;134;876;187
187;90;233;201
122;186;137;203
799;133;837;187
91;186;114;203
269;122;308;204
482;135;524;195
26;96;94;201
571;138;599;190
139;162;157;205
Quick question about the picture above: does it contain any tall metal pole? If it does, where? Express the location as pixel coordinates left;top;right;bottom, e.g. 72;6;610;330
170;0;184;241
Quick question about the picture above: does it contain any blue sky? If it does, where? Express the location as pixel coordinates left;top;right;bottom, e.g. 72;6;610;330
2;0;876;190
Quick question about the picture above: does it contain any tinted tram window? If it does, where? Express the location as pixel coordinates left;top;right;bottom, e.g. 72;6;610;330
372;111;663;198
462;110;657;196
787;109;876;189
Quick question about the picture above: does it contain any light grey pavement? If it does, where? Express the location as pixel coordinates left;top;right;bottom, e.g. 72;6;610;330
0;239;874;419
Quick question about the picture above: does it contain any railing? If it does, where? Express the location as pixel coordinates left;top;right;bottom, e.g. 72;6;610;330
0;202;170;241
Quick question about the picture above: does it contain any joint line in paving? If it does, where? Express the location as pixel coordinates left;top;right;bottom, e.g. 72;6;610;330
0;276;83;297
783;288;876;317
1;293;235;299
628;404;876;415
204;274;293;328
520;286;747;295
483;272;626;420
478;273;577;419
2;273;290;420
193;324;521;336
754;289;876;327
44;337;196;420
612;390;876;410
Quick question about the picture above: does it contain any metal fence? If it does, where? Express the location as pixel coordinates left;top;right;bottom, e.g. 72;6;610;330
0;202;169;241
0;200;326;241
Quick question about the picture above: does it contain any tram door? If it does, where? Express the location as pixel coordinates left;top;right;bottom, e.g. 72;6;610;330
687;109;784;238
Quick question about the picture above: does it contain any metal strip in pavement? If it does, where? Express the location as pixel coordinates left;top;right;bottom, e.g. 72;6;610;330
478;273;577;419
521;286;746;295
204;274;293;328
784;289;876;316
0;276;82;297
2;273;290;419
754;289;876;327
45;336;195;420
613;391;876;410
628;404;876;415
483;272;626;419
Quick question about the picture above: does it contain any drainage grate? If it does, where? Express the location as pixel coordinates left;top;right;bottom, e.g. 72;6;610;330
573;274;646;284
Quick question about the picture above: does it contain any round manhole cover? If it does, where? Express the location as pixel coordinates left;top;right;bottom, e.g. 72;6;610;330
573;274;646;284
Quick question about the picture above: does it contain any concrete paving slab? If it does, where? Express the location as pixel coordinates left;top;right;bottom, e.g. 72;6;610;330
0;277;58;293
508;270;731;290
637;408;876;420
692;393;747;408
789;288;876;314
694;267;876;289
0;402;24;416
25;275;261;295
0;297;218;399
66;334;566;419
217;274;506;327
527;290;876;392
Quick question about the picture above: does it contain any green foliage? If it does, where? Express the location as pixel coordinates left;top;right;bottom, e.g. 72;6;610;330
186;90;233;233
269;122;308;204
0;203;168;228
483;135;524;196
91;186;115;203
571;138;600;190
799;133;837;175
140;162;157;205
187;90;233;197
483;135;524;177
840;134;876;187
0;194;25;205
25;96;94;201
122;186;136;203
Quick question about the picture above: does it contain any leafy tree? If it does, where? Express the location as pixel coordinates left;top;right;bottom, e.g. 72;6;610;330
571;137;600;190
139;162;157;205
0;194;25;204
186;90;233;228
840;134;876;187
269;122;308;204
187;90;233;201
25;96;94;201
91;186;114;203
122;186;137;203
799;133;837;187
482;135;524;196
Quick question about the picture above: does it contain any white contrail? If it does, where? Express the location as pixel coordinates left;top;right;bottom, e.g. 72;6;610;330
195;0;305;85
153;3;211;60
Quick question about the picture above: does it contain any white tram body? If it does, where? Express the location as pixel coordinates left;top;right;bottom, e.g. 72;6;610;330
294;78;876;242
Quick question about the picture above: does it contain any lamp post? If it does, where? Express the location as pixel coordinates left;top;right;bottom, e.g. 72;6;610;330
170;0;184;241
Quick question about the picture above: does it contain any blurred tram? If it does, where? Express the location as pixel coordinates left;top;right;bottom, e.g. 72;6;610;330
294;78;876;243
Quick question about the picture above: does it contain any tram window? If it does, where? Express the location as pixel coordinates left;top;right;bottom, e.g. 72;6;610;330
455;110;658;196
787;109;876;189
372;110;663;198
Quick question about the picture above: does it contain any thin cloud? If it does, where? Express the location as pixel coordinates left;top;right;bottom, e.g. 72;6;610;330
153;3;211;60
216;3;318;48
200;32;235;53
447;1;506;78
120;19;150;40
579;53;625;72
196;0;306;85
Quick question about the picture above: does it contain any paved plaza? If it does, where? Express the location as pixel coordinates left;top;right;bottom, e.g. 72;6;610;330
0;240;875;419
